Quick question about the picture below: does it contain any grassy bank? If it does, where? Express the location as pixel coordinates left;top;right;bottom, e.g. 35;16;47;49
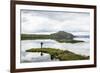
26;48;89;61
21;34;84;43
21;34;51;40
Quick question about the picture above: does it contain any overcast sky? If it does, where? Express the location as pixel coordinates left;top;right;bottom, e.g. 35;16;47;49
21;9;90;34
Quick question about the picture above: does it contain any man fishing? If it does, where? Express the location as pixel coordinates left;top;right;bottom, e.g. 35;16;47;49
40;42;43;56
41;42;43;48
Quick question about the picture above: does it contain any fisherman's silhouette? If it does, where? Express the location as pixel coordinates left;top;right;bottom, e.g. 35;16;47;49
40;42;43;56
41;42;43;48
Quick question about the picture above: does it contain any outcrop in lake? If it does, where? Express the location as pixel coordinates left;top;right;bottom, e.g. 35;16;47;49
21;31;84;43
50;31;74;40
21;31;74;40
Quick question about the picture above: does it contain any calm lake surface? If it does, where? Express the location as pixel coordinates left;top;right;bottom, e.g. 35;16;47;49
21;37;90;63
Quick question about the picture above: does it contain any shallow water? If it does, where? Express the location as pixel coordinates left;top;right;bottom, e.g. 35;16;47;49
21;38;90;62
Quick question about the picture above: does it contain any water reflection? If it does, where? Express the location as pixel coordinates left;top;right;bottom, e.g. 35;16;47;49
21;38;90;63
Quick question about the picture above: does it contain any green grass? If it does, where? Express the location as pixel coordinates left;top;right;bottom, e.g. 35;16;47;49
21;34;51;40
21;34;84;43
26;48;89;61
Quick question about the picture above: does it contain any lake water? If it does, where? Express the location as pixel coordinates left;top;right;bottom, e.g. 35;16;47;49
21;37;90;63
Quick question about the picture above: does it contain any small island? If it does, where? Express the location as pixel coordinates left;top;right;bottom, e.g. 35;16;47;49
26;48;89;61
21;31;84;43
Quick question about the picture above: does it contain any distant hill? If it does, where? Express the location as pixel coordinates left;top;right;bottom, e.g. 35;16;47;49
21;31;84;43
21;31;74;40
50;31;74;40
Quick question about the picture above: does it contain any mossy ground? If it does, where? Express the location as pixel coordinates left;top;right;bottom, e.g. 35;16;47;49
26;48;89;61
